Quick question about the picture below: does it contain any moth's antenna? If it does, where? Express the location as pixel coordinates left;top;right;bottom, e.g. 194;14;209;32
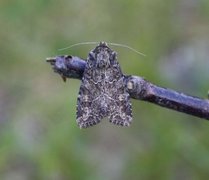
58;42;99;51
109;43;146;57
58;41;146;57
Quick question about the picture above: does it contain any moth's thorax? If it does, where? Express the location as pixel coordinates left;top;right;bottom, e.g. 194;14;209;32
88;42;117;69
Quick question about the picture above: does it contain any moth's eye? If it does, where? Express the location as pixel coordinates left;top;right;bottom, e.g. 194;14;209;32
110;51;117;61
89;51;95;60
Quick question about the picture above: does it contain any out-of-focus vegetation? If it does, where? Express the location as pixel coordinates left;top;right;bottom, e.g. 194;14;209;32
0;0;209;179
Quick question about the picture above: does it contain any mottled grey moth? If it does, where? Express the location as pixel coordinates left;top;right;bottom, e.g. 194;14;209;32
76;42;132;128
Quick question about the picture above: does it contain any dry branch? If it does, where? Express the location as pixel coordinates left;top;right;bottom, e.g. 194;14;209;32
46;55;209;120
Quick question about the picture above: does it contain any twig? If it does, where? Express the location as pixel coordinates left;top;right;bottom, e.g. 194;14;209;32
46;55;209;120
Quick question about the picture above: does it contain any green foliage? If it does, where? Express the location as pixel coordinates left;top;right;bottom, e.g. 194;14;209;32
0;0;209;179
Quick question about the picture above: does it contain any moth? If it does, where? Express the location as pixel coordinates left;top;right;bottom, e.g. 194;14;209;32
77;42;132;128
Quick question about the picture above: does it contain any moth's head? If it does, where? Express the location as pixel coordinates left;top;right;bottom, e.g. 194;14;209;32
88;42;117;68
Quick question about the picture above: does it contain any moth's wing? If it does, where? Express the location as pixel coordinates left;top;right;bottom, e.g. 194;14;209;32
108;93;132;126
76;79;104;128
108;78;132;126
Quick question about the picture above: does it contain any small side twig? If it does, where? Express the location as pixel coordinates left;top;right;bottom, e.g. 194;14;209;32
46;55;209;121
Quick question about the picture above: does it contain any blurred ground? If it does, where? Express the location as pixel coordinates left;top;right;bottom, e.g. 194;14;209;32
0;0;209;179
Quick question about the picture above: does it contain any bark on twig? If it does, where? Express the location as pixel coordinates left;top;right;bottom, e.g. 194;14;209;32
46;55;209;120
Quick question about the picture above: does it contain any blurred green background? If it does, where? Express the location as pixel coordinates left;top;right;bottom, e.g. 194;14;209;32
0;0;209;179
